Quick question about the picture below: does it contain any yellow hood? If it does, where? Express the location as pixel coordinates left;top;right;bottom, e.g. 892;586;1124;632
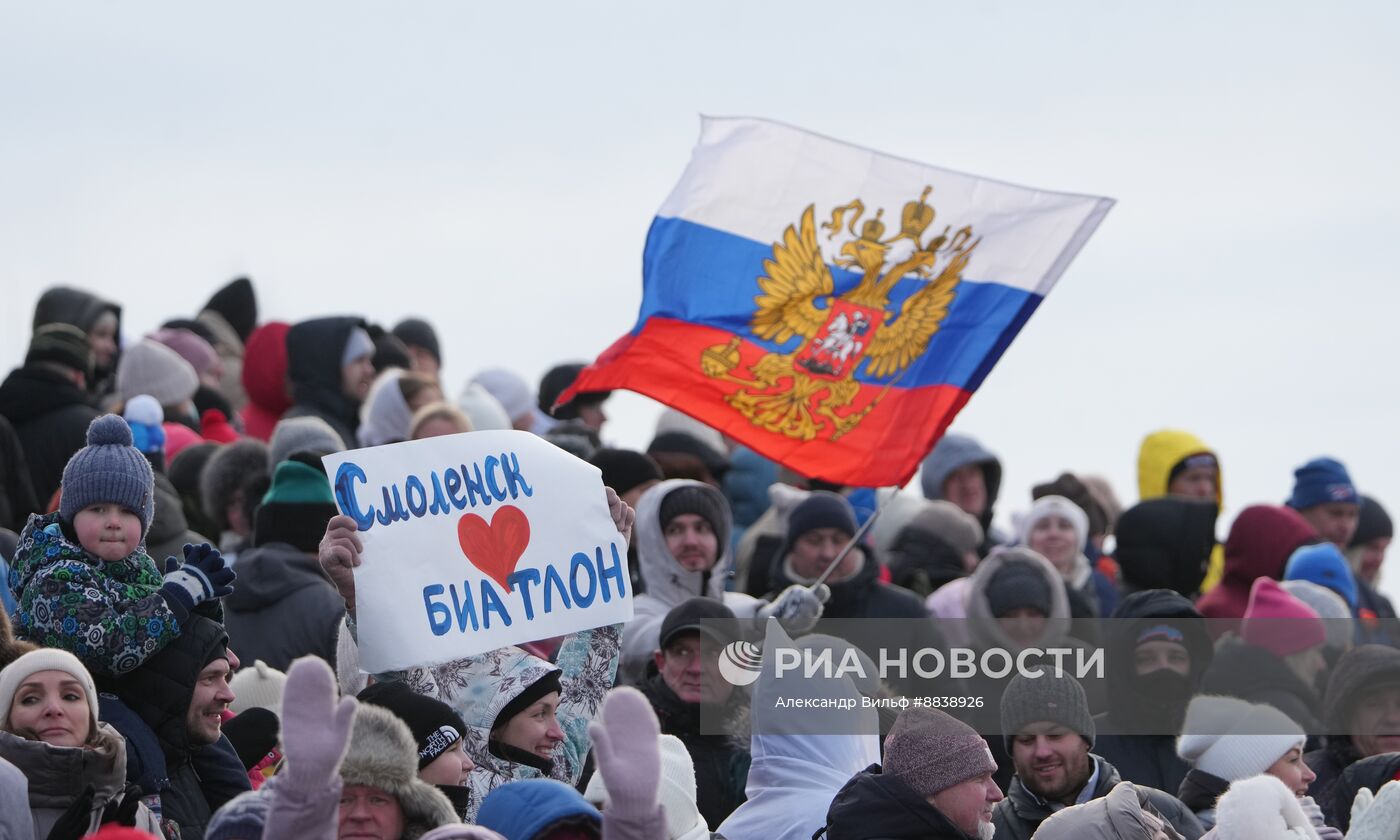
1137;429;1223;505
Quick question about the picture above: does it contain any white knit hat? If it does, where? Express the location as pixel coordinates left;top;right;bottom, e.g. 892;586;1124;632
230;659;287;716
1018;495;1089;549
471;368;535;426
584;734;708;840
0;647;100;737
457;383;510;431
1177;695;1307;782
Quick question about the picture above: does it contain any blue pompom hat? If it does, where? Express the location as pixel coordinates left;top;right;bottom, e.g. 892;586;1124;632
59;414;156;537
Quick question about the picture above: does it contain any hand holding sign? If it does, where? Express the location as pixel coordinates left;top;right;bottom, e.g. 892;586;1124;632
320;430;635;672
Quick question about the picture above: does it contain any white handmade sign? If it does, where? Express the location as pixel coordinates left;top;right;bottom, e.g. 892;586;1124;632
322;430;632;672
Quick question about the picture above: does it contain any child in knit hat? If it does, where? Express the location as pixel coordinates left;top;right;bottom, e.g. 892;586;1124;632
7;414;235;677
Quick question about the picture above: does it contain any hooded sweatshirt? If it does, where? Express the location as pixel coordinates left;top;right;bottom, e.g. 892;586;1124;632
1137;430;1225;592
1196;506;1318;636
282;316;369;449
401;624;622;822
619;480;763;685
919;433;1005;556
719;621;880;840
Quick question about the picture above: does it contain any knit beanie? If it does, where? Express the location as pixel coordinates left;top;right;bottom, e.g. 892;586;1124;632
986;558;1053;617
590;448;664;498
359;369;413;447
456;383;511;431
229;659;288;716
151;327;220;380
116;338;200;406
339;703;459;828
0;647;101;736
1288;457;1360;510
659;483;732;550
1241;578;1326;657
254;457;339;553
341;326;375;368
1284;543;1359;608
1176;695;1306;782
786;491;857;545
201;409;240;444
1018;494;1089;550
26;323;93;378
60;414;156;537
906;500;984;557
392;318;441;364
123;395;166;456
539;362;609;420
472;368;535;426
999;670;1095;752
358;680;470;770
884;706;997;798
493;670;563;733
584;733;706;840
1351;496;1394;548
1280;580;1354;653
207;788;271;840
268;415;345;467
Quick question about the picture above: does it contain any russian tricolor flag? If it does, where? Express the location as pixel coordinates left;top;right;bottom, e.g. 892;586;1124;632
566;117;1114;487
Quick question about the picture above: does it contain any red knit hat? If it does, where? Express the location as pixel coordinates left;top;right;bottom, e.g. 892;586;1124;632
1242;578;1326;657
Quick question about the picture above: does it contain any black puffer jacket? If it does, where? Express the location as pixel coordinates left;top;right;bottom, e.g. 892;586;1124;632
991;754;1204;840
822;763;976;840
1093;590;1212;794
1176;768;1228;828
106;615;250;840
1199;636;1322;735
639;673;749;830
0;414;38;532
0;365;101;504
282;316;367;448
223;541;344;671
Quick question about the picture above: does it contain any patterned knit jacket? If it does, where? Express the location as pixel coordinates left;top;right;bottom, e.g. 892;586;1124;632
9;512;181;677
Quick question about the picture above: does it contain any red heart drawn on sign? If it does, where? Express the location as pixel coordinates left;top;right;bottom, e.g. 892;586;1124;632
457;505;531;592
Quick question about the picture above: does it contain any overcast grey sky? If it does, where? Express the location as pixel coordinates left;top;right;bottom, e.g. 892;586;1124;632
4;2;1399;597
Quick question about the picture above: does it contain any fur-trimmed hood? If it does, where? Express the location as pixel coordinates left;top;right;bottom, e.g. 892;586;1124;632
965;547;1073;651
341;703;458;839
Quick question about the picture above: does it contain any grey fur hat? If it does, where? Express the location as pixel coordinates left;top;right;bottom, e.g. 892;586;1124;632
269;415;345;467
341;702;459;838
200;438;270;531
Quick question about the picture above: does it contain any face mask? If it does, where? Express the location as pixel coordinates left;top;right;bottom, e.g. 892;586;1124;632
1129;668;1195;731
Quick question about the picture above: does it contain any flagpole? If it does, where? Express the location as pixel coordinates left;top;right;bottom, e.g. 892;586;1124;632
808;491;884;593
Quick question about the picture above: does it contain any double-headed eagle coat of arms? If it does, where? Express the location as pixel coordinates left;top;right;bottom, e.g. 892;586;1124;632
701;186;981;441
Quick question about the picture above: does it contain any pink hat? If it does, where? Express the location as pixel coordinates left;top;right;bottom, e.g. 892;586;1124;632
1242;578;1326;657
151;328;219;378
